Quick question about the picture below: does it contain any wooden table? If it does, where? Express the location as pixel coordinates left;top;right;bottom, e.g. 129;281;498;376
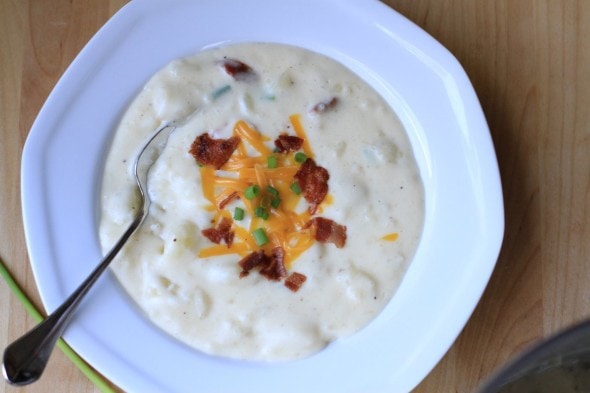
1;1;589;392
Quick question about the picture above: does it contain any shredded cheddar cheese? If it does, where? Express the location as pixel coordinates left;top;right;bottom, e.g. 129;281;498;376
198;115;328;268
289;114;314;158
380;232;399;242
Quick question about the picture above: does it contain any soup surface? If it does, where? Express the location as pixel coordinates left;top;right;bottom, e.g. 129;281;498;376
99;43;424;361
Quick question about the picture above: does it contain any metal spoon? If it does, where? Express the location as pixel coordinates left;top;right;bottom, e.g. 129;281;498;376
2;121;178;385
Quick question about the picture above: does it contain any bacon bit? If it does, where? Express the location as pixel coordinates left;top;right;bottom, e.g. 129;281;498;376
294;158;329;214
238;250;268;278
311;97;338;113
237;247;287;281
189;133;240;169
202;217;235;247
274;134;304;153
260;247;288;281
219;58;257;82
218;191;239;210
285;272;307;292
305;217;347;248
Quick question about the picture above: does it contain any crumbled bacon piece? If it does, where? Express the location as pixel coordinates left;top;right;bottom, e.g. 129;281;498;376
218;191;239;210
202;217;234;247
274;134;304;153
284;272;307;292
237;247;287;281
189;133;240;169
306;217;347;248
260;247;287;281
238;250;268;278
311;97;338;113
219;58;257;82
294;158;329;214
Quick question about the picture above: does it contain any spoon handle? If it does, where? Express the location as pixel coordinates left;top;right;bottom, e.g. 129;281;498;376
2;211;144;386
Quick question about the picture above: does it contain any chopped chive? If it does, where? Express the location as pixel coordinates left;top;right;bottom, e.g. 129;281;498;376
211;85;231;100
290;181;302;195
294;152;307;163
270;198;281;208
244;185;260;200
255;206;267;218
255;207;270;220
233;207;245;221
266;186;279;197
267;155;278;169
252;228;269;246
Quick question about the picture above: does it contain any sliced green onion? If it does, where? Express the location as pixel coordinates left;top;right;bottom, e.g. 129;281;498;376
252;228;269;246
294;152;307;163
211;85;231;100
267;155;278;169
233;207;245;221
290;181;302;195
244;184;260;200
255;206;267;218
266;186;279;197
255;207;270;220
270;198;281;209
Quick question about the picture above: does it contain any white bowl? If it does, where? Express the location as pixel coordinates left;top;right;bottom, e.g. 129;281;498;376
21;0;504;392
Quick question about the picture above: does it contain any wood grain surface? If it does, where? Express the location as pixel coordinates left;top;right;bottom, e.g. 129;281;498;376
1;1;589;392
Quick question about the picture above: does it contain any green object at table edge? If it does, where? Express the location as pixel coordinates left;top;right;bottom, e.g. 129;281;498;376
0;258;116;393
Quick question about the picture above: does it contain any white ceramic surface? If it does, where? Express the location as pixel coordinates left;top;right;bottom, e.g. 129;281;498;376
21;0;504;392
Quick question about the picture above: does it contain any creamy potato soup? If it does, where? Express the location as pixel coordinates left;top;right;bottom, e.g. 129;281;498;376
99;43;424;361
